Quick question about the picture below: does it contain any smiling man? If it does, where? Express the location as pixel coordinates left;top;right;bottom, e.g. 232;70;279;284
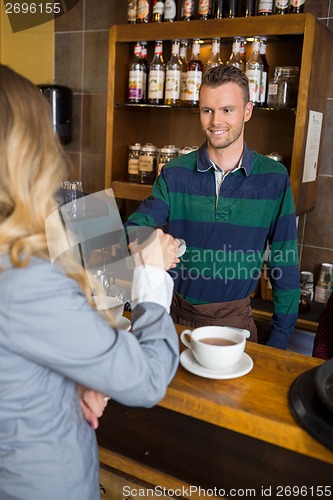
126;65;300;350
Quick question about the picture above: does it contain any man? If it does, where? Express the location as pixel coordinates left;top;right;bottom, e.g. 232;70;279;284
126;65;300;350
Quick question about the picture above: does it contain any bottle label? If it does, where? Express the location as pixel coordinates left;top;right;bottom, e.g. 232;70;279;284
275;0;289;7
139;155;155;172
268;83;278;96
137;0;149;19
198;0;210;15
257;0;273;13
154;45;163;56
260;72;268;104
246;69;261;102
180;47;187;59
290;0;305;6
183;0;194;16
165;69;181;99
148;70;165;99
128;158;139;175
171;43;180;56
192;44;200;57
181;72;187;100
129;70;144;100
232;40;241;53
186;70;202;101
134;44;141;56
212;39;220;55
164;0;177;19
153;1;165;15
128;1;137;21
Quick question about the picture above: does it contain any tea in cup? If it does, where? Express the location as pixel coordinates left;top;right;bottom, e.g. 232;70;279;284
93;296;124;324
181;326;250;371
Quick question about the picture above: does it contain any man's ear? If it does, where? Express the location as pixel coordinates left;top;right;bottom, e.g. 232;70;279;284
244;101;254;123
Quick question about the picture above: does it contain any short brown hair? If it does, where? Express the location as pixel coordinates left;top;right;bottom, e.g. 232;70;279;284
201;64;250;104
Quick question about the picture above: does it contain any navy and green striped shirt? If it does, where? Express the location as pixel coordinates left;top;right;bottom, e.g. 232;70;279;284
126;143;300;349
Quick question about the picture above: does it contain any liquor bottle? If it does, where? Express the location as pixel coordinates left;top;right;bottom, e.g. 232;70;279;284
137;0;151;23
128;0;137;23
140;41;149;102
274;0;289;14
226;0;238;17
239;0;255;16
179;0;196;20
180;39;189;105
151;0;165;21
246;37;263;105
211;0;224;18
259;36;269;107
226;37;245;72
128;42;145;104
164;0;177;20
205;38;223;72
289;0;304;13
198;0;212;20
148;40;165;105
256;0;273;15
185;39;203;107
165;39;182;105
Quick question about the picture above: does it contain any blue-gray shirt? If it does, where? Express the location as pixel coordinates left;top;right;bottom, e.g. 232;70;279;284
0;257;179;500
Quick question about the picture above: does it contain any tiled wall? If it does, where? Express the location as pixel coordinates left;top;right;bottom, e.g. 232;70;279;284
55;0;333;284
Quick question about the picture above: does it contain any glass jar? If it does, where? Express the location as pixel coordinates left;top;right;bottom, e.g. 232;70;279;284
157;145;179;175
139;143;158;184
277;66;299;108
127;142;141;182
267;66;299;109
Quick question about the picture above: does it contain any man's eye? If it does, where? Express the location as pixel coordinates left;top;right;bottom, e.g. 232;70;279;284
202;109;212;114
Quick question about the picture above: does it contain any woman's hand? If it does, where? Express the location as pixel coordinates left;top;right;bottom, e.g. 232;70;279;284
128;228;180;271
76;385;109;430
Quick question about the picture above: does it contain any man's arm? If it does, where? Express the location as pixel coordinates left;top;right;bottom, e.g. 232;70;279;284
124;170;171;243
267;175;300;350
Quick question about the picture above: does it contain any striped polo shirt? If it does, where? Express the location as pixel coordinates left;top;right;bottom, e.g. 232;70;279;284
126;142;300;349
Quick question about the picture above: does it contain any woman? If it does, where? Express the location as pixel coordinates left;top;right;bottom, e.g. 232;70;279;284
0;65;179;500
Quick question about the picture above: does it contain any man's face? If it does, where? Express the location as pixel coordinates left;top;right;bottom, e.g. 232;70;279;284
199;82;253;152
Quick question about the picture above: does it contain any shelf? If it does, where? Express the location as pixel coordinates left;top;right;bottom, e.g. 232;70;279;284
112;181;152;201
116;102;296;112
113;14;307;42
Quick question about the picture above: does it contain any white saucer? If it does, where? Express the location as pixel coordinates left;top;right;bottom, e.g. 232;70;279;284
116;316;131;331
180;349;254;380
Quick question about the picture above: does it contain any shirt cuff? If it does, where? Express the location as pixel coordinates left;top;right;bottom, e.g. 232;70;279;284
131;266;174;313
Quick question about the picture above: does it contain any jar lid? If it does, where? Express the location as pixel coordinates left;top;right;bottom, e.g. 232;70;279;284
179;146;193;155
160;144;179;154
279;66;300;76
129;142;141;150
266;152;283;162
141;143;157;152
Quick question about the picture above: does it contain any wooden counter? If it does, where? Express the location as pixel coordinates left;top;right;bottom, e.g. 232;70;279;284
98;325;333;494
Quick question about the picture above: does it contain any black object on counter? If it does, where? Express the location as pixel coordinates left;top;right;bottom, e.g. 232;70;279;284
288;359;333;452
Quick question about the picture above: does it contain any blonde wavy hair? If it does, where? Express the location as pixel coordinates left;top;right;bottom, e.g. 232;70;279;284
0;64;92;299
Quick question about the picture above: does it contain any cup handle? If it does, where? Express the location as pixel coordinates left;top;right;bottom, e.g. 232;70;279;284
180;329;192;349
242;329;250;339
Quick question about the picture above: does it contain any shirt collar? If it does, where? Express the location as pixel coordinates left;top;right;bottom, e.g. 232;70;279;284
197;142;254;177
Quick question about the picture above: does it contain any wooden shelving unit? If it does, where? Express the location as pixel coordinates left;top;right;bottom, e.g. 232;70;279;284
105;14;333;214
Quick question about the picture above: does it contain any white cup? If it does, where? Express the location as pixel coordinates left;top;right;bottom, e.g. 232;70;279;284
93;296;124;324
181;326;250;371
